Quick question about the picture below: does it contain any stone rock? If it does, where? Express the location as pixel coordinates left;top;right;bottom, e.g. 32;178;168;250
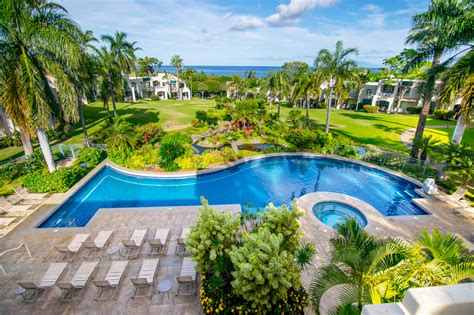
422;178;438;195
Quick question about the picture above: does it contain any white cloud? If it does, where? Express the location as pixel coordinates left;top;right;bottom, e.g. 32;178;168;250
229;15;264;31
266;0;338;27
361;4;386;27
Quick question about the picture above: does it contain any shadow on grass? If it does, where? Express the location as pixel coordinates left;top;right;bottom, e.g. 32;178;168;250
333;129;407;152
339;112;414;128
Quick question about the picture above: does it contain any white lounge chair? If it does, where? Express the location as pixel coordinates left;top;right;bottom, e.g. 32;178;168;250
175;228;190;255
149;228;169;256
131;258;160;298
14;186;48;200
176;257;197;295
93;260;129;300
0;217;16;228
435;187;471;208
121;229;147;259
55;233;90;260
57;261;98;301
18;262;67;302
83;230;113;258
0;197;32;214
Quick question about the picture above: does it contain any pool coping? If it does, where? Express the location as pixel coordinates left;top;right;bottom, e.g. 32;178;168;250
33;152;427;229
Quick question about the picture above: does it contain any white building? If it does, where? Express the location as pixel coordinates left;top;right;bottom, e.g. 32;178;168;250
128;73;191;100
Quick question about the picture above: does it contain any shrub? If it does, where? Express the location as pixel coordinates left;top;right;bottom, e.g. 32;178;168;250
150;95;160;101
287;109;305;128
433;109;456;121
124;146;159;169
337;144;358;158
74;148;107;169
136;123;165;145
0;152;45;182
0;133;22;149
363;105;379;113
24;166;87;193
195;110;208;124
317;102;327;109
159;132;191;171
285;129;318;149
406;106;422;114
221;147;237;162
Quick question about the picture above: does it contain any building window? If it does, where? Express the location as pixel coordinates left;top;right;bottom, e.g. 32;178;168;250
367;89;372;97
405;87;411;96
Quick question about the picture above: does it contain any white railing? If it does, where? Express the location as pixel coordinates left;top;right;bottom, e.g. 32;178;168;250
0;242;32;276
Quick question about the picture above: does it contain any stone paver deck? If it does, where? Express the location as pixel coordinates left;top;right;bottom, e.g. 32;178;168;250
0;202;240;314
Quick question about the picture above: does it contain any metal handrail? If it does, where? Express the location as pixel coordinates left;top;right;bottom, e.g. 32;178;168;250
0;242;32;276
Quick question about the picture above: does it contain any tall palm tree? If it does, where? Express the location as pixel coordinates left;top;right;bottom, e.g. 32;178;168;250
264;71;278;109
102;31;141;102
0;0;82;171
95;47;121;116
170;55;183;100
310;219;408;314
314;41;358;134
406;0;473;157
438;49;473;144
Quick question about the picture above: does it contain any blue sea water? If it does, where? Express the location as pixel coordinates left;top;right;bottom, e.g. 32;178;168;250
158;65;381;78
39;156;426;228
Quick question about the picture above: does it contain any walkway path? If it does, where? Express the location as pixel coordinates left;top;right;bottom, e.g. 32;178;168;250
400;125;455;149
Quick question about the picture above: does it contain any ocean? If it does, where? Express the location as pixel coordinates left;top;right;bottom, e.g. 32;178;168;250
158;65;380;78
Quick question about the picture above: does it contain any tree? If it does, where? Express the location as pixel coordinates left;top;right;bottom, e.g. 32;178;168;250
170;55;184;100
137;56;162;76
102;31;141;102
310;219;409;314
314;41;358;134
281;61;309;105
186;198;240;278
229;228;301;310
197;82;207;98
406;0;473;157
0;0;82;171
438;49;473;144
412;135;439;161
95;47;122;116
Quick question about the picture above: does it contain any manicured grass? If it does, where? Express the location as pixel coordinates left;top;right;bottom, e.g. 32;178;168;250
424;127;474;148
0;146;24;162
276;107;458;152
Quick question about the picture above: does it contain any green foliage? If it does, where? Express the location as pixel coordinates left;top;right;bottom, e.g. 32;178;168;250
150;95;160;101
135;123;165;146
295;242;316;270
124;146;159;169
285;129;319;149
287;109;305;128
433;109;456;120
0;133;22;149
73;148;107;169
406;106;422;114
229;228;301;310
363;105;380;113
0;152;45;182
195;110;208;124
159;132;191;171
317;102;328;109
221;147;237;162
258;201;304;253
186;198;241;275
24;166;87;193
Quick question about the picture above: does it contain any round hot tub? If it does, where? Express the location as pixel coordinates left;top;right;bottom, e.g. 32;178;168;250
313;201;368;228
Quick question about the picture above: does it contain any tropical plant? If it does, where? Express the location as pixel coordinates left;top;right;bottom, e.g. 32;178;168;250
412;135;439;161
287;109;306;128
186;197;240;277
170;55;184;100
137;56;162;76
310;219;409;314
445;156;474;185
314;41;358;134
406;0;473;157
102;31;141;102
95;46;122;116
438;49;474;144
0;0;83;171
281;61;309;105
436;142;473;167
104;119;137;153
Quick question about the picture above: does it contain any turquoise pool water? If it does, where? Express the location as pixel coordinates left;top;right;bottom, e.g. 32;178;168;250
313;202;368;228
39;156;427;228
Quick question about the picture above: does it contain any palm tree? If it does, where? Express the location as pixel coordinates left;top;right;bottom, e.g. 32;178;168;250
406;0;472;157
95;47;122;116
314;41;358;134
170;55;184;100
264;71;278;109
412;135;439;161
310;219;408;314
102;31;141;102
438;49;473;144
137;56;162;76
0;0;82;171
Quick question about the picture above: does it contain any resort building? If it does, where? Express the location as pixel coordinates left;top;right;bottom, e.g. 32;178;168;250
128;73;191;100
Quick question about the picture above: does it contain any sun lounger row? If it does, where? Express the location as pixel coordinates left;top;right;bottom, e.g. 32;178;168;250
18;257;197;302
54;228;177;260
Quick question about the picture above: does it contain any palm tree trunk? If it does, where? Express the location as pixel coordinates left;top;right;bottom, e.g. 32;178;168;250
410;52;442;157
107;77;118;117
278;99;281;119
306;98;310;126
177;69;182;100
37;129;55;172
396;87;405;113
104;98;110;116
19;129;33;157
325;88;333;134
452;114;466;144
78;96;90;147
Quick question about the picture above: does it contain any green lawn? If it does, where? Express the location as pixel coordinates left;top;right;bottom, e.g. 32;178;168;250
276;107;459;152
1;100;470;162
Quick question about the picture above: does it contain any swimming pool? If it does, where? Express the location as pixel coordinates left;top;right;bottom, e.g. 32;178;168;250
313;202;368;228
39;156;427;228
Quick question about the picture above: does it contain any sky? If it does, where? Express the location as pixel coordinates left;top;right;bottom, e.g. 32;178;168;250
60;0;430;67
